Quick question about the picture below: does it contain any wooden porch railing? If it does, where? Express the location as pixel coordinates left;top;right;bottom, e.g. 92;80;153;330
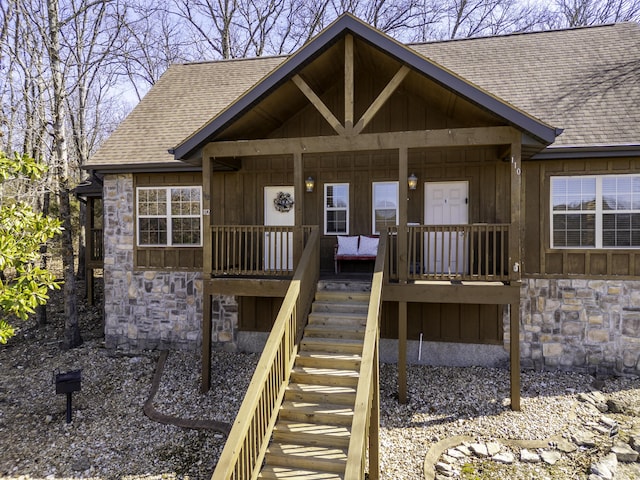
211;225;314;276
344;232;386;480
210;227;320;480
388;224;510;282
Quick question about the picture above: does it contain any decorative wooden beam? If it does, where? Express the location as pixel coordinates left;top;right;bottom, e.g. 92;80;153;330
398;147;408;284
344;35;354;133
383;282;521;304
206;277;290;297
354;65;410;134
292;74;346;135
206;126;520;158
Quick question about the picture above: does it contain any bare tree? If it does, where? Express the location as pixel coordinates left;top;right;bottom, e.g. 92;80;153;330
550;0;640;27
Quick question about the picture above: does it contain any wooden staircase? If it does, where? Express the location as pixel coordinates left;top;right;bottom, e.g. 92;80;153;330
258;281;371;480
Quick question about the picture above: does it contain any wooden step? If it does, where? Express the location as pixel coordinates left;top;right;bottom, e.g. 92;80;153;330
314;290;370;303
295;351;361;370
311;300;369;314
258;465;344;479
285;382;356;405
303;324;365;340
290;366;359;387
307;311;368;328
300;337;363;354
279;401;354;426
272;420;351;448
265;443;348;473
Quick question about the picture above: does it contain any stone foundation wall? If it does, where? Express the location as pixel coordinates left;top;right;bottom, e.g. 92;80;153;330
517;278;640;375
102;174;238;351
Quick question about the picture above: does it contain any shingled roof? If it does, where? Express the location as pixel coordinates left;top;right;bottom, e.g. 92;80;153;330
86;21;640;170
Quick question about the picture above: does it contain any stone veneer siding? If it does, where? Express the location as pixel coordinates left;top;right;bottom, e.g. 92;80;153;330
516;278;640;375
103;175;640;373
102;174;237;351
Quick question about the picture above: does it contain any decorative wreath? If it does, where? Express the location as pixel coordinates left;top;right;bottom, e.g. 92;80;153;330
273;191;294;213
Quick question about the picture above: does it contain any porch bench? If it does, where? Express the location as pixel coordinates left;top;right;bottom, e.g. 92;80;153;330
334;235;379;274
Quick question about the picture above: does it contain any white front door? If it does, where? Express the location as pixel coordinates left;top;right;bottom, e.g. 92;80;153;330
264;186;294;271
424;181;469;274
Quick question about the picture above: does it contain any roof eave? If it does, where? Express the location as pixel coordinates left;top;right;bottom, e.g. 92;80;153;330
532;144;640;160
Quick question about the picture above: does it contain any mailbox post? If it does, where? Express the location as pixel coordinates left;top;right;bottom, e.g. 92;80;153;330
54;369;82;423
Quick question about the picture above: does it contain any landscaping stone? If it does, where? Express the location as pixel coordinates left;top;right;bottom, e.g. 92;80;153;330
540;450;562;465
611;442;639;463
492;452;515;464
520;449;540;463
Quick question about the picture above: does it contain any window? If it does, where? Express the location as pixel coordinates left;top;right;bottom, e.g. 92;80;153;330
372;181;398;234
137;187;202;246
551;175;640;248
324;183;349;235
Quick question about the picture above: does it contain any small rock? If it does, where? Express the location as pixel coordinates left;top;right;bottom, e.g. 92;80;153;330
486;442;501;456
557;441;578;453
628;431;640;453
440;453;457;464
44;415;53;424
606;398;626;414
573;430;597;448
599;416;617;428
470;443;488;457
492;452;515;464
435;462;454;475
71;455;91;472
520;449;540;463
540;450;562;465
611;442;639;463
590;453;618;480
446;448;467;459
456;445;472;456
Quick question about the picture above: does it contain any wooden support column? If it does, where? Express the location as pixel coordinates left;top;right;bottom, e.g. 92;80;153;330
201;146;213;393
509;135;522;410
344;35;354;133
510;301;521;411
398;301;407;404
293;151;304;267
398;148;408;283
509;138;522;282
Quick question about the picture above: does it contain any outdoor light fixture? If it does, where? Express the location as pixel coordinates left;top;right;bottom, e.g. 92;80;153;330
408;173;418;190
305;176;315;192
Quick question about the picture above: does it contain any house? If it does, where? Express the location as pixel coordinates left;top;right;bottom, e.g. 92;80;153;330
85;14;640;392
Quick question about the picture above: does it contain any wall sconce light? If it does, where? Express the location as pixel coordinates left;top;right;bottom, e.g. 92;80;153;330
305;176;315;192
408;173;418;190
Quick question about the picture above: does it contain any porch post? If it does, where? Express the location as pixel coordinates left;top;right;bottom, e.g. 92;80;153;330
398;148;409;404
369;334;380;480
398;148;409;283
509;135;522;410
398;301;407;404
293;151;304;267
201;146;213;392
510;301;521;410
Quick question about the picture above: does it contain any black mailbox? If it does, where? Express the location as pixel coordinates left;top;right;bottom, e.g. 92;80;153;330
55;369;82;394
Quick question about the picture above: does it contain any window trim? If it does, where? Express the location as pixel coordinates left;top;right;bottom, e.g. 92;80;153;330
550;174;640;249
136;186;203;247
324;183;350;235
372;181;399;235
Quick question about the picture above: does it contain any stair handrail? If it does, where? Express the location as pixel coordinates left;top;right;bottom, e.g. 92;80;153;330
344;231;386;479
211;227;320;480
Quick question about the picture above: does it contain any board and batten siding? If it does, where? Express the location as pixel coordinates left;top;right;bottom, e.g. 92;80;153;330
523;157;640;278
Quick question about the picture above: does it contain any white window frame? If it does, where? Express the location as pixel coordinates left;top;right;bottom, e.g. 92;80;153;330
372;181;399;235
324;183;349;235
136;186;203;247
550;174;640;249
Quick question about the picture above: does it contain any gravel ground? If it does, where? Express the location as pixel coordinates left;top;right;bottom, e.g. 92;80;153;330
1;286;639;479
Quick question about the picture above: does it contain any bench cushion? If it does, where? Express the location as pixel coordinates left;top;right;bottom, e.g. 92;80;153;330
357;235;379;256
336;235;359;256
